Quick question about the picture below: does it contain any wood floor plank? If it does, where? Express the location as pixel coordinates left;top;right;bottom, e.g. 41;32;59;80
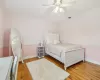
17;56;100;80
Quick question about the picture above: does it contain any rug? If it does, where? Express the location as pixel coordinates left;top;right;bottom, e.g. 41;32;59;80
26;58;70;80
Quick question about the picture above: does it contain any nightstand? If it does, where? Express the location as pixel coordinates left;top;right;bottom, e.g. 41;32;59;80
37;46;45;58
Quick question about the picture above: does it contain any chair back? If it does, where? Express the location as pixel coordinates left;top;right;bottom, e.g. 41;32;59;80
10;28;23;61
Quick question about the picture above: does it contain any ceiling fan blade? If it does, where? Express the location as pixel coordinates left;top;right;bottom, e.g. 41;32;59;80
54;0;57;4
42;4;55;7
42;0;57;7
64;0;77;3
56;0;61;4
61;4;72;7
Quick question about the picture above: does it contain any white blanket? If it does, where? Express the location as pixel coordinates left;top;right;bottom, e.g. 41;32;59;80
45;43;82;57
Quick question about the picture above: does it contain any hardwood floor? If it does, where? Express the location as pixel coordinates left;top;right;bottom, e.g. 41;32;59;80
17;56;100;80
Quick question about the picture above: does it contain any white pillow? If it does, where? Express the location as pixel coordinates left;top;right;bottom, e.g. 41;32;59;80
45;33;60;44
53;40;60;44
45;34;53;44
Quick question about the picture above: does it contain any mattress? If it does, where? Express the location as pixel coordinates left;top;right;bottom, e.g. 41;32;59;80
45;43;82;57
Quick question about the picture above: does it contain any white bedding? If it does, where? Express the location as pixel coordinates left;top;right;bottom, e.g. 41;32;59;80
45;43;82;57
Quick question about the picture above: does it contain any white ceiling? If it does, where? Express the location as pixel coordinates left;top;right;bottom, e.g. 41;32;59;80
2;0;100;17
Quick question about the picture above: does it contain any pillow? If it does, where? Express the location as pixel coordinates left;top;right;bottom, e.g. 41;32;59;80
45;35;53;44
53;40;60;44
45;33;60;44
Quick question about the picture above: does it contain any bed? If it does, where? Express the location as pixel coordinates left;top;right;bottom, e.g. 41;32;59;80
45;33;85;70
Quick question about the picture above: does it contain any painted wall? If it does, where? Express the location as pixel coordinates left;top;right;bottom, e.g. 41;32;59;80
2;12;60;58
59;7;100;64
0;0;11;57
0;0;60;58
1;0;100;64
0;6;4;57
0;12;10;57
0;9;3;46
0;0;5;48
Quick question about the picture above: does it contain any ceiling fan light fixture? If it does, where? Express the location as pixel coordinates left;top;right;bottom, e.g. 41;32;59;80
53;6;59;13
59;7;64;12
43;0;75;13
53;7;64;13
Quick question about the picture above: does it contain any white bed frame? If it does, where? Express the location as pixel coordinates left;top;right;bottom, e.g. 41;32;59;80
64;48;85;70
45;48;85;70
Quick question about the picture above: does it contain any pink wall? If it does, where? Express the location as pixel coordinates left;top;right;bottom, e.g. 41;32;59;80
0;12;59;58
1;0;100;64
22;45;37;57
60;7;100;64
0;28;11;57
0;12;11;57
0;45;37;58
0;8;4;57
0;0;61;58
0;8;3;47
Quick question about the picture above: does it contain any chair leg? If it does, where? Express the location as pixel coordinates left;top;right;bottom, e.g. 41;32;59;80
64;65;67;70
22;60;24;63
83;59;85;63
21;58;24;63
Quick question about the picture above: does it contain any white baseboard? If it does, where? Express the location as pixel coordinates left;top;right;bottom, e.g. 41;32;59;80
86;59;100;65
23;55;37;60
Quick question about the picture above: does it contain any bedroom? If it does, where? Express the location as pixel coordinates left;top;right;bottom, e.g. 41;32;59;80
0;0;100;80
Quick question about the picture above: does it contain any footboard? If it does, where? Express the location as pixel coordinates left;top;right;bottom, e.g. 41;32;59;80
64;48;85;69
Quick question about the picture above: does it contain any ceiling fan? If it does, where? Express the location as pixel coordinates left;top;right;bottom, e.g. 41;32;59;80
43;0;77;13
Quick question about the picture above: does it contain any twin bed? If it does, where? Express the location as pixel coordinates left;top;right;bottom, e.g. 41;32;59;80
45;33;85;70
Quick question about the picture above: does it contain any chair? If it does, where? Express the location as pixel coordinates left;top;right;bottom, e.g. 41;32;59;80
10;28;24;63
11;56;19;80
